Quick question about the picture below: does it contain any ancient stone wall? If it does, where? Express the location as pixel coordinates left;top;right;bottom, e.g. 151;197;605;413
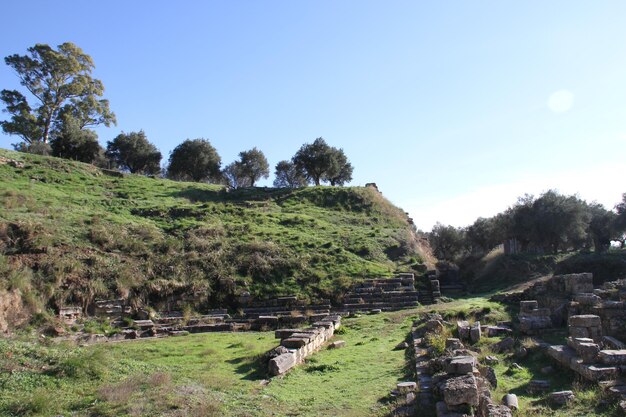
268;315;341;376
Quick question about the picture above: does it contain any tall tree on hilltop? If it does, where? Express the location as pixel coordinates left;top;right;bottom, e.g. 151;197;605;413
0;42;115;147
167;138;221;182
292;138;353;186
222;161;249;189
237;147;269;186
273;160;308;188
587;203;617;253
323;147;353;186
106;131;161;175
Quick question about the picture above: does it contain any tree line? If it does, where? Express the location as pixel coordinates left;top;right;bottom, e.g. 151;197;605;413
0;42;353;188
429;190;626;262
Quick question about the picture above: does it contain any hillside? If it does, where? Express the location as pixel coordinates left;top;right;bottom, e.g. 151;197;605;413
0;149;430;329
463;247;626;294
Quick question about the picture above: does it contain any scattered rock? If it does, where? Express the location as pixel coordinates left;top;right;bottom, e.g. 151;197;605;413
484;355;499;365
405;391;416;404
502;393;518;410
395;341;409;350
527;379;550;394
446;356;476;375
492;337;515;353
446;338;464;351
442;374;479;407
425;319;444;333
550;390;574;406
515;346;528;359
329;340;346;349
370;309;382;314
268;352;296;376
480;366;497;388
509;363;522;371
397;381;417;394
470;322;481;343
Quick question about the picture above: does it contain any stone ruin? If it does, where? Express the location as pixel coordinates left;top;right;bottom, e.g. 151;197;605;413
404;314;514;417
503;273;626;405
340;273;419;313
511;272;626;341
59;306;82;325
267;314;341;376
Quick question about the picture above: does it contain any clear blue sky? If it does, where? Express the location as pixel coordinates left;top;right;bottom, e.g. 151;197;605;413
1;1;625;230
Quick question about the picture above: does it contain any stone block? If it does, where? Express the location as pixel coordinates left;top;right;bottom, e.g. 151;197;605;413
547;345;577;367
426;319;445;333
483;326;512;337
492;337;515;353
527;379;550;394
329;340;346;349
445;338;464;351
501;393;518;410
550;390;574;406
567;338;600;363
528;308;552;317
397;381;417;394
480;366;497;388
275;328;300;339
446;356;476;375
569;326;590;338
569;315;601;327
603;336;626;350
563;273;594;294
470;322;481;343
520;300;539;313
442;374;479;406
282;337;308;348
268;352;296;375
520;316;552;333
574;293;601;306
457;320;470;340
598;350;626;366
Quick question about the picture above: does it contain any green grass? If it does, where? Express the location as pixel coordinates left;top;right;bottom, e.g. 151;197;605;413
0;149;428;321
0;310;416;417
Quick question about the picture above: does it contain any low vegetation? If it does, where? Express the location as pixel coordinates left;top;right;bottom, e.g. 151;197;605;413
0;310;415;417
0;149;428;329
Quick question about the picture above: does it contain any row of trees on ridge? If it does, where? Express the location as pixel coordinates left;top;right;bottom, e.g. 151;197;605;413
429;190;626;260
0;42;353;188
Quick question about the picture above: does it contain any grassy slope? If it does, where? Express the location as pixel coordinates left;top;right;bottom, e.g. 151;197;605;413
0;149;427;316
0;311;414;417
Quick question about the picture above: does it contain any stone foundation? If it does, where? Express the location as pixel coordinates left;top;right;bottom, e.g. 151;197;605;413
268;315;341;376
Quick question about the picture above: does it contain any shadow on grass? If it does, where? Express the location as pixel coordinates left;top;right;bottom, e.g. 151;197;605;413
226;355;268;381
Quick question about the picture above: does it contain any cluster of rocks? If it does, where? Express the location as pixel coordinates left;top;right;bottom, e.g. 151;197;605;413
405;315;514;417
340;274;420;313
267;315;341;376
240;296;331;321
501;273;626;405
547;314;626;389
417;270;441;305
431;345;512;416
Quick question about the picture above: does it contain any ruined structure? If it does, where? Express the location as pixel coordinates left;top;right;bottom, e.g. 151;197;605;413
340;273;419;312
408;314;514;417
504;273;626;404
268;314;341;376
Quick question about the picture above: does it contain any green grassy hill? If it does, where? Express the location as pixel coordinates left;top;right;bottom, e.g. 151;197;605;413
0;149;430;327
